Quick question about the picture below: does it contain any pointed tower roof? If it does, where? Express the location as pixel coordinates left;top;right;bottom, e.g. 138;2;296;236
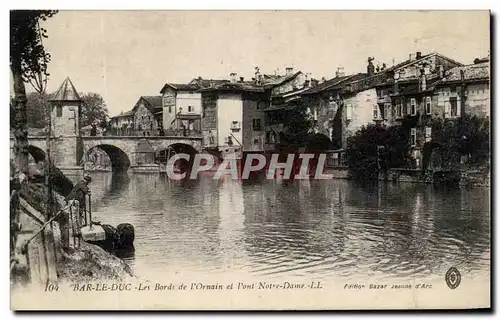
49;77;82;102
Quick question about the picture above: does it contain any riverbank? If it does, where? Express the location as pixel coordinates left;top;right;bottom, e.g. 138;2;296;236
11;178;134;288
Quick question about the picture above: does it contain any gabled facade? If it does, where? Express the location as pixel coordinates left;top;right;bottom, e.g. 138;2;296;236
132;96;163;136
160;78;229;135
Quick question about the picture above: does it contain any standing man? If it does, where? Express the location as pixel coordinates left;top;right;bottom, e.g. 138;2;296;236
65;174;92;229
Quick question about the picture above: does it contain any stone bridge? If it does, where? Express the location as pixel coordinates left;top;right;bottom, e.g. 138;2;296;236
12;135;203;174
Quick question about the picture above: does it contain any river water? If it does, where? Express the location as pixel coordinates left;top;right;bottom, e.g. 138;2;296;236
88;172;490;282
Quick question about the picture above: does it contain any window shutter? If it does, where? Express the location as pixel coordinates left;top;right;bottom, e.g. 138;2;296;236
444;101;450;117
425;127;432;142
457;97;461;116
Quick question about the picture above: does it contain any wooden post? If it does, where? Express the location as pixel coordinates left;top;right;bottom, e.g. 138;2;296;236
68;201;81;249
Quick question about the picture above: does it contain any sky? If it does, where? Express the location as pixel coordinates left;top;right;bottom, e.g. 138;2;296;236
30;10;490;116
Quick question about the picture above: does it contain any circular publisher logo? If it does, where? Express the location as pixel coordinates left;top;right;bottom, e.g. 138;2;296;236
445;267;461;289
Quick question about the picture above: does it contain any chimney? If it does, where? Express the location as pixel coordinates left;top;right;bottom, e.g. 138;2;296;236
416;51;422;59
335;67;345;78
254;67;262;85
311;79;319;87
230;72;237;83
438;65;444;78
285;67;294;76
409;53;416;62
420;68;427;92
320;77;326;84
239;77;244;82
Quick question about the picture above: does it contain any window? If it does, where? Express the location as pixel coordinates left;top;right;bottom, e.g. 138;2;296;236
425;96;432;115
252;119;261;131
450;97;458;117
231;121;240;130
346;104;353;120
384;103;391;120
373;104;379;120
425;127;432;142
410;98;417;115
410;128;417;147
188;105;193;112
169;106;172;113
56;105;63;117
396;100;402;118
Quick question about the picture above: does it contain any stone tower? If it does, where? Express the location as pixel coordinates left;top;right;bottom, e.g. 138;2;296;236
48;77;84;175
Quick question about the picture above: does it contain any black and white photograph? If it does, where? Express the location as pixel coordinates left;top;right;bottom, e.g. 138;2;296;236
9;10;491;310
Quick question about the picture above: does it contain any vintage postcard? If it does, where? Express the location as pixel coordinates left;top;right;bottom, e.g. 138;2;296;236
9;10;490;310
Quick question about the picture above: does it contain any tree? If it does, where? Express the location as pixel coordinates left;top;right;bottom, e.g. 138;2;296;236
26;91;50;128
80;92;109;128
10;10;57;172
430;115;490;168
345;124;411;181
278;104;314;151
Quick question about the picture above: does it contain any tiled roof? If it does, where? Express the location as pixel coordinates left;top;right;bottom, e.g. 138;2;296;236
110;110;134;119
161;79;230;93
302;74;365;94
142;96;162;107
441;62;489;82
199;81;265;93
163;83;200;91
263;71;303;88
49;77;81;102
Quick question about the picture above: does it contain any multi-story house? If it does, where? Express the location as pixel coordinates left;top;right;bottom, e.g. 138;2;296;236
433;58;490;119
382;53;464;168
200;68;308;158
200;75;268;158
300;52;463;167
159;77;229;135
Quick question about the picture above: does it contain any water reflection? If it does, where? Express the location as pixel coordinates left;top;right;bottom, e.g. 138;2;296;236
88;172;490;281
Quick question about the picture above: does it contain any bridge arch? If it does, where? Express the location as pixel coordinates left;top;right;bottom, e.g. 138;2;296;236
155;143;198;162
87;144;131;172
